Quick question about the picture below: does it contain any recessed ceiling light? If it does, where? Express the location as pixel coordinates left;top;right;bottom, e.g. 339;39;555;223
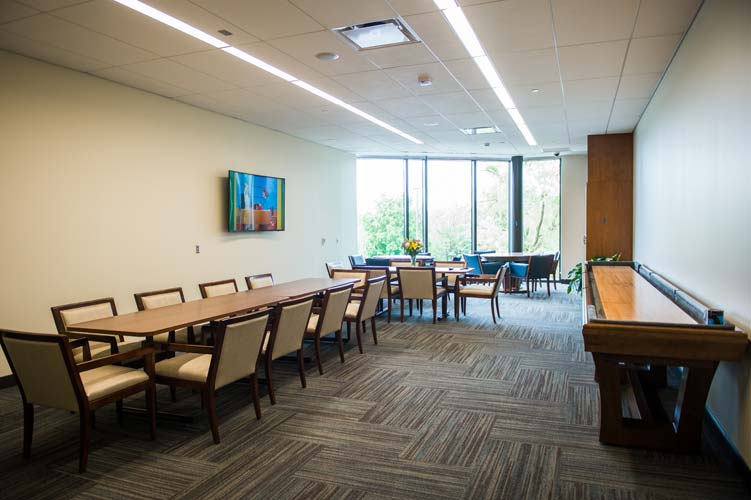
111;0;421;144
334;18;419;51
531;88;540;93
315;52;340;61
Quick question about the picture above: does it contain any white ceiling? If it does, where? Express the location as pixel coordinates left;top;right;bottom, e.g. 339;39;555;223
0;0;701;156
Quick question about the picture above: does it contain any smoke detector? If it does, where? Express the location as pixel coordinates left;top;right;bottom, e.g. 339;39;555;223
418;73;432;87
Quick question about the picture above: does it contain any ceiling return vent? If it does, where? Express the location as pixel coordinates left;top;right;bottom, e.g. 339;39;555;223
333;18;420;51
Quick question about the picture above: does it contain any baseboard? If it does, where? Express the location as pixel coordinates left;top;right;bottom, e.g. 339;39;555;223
706;409;751;492
0;374;15;389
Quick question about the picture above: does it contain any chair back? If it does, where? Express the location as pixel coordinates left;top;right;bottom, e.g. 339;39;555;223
331;269;368;289
212;310;270;389
358;276;387;320
490;266;508;296
365;257;390;266
433;260;465;268
245;273;274;290
51;298;121;340
134;287;185;311
551;251;560;276
348;255;366;266
0;331;82;412
268;295;314;360
397;267;437;300
316;284;353;336
528;255;555;279
199;279;238;298
354;266;391;298
325;261;346;277
462;254;484;274
390;259;422;267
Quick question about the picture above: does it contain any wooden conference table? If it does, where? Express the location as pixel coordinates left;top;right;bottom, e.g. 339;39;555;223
582;262;747;452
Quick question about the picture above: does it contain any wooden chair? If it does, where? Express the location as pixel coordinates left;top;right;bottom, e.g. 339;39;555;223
154;310;270;444
304;284;353;374
0;330;155;473
343;276;387;353
51;298;142;363
353;265;399;322
245;273;274;290
396;267;447;324
199;278;238;298
259;295;315;405
432;260;466;291
325;261;346;277
454;266;508;324
549;251;560;290
390;259;423;267
134;287;195;344
330;269;368;293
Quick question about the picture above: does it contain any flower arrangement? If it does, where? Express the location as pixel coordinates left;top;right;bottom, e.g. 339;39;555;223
402;239;423;266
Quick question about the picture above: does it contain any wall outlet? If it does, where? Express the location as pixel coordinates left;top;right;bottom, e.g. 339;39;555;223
195;245;200;254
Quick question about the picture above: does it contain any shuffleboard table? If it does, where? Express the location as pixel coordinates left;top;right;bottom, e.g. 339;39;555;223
582;261;747;453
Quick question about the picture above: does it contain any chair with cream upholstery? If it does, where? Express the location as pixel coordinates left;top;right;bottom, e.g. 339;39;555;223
0;330;155;473
454;266;508;324
353;265;399;322
396;267;447;324
325;261;346;277
154;309;270;444
343;276;387;353
51;298;142;363
304;284;353;374
390;259;424;267
330;269;368;298
432;260;467;293
134;287;195;344
245;273;275;290
259;295;315;405
199;278;239;298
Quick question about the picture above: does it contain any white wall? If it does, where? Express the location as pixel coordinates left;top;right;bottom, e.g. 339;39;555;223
560;155;587;278
633;0;751;464
0;51;357;376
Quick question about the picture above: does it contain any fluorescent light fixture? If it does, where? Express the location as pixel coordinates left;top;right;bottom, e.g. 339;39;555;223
110;0;421;145
461;126;499;135
433;0;537;146
112;0;229;48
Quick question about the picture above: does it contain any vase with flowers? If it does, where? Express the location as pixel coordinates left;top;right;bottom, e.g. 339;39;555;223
402;238;423;266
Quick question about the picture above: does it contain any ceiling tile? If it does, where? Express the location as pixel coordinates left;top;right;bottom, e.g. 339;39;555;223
403;114;458;132
634;0;701;38
442;111;496;129
373;95;435;118
389;0;438;17
0;28;110;71
443;58;489;90
420;91;479;115
513;105;566;123
465;0;555;53
616;72;661;100
170;49;281;88
333;70;410;100
145;0;259;45
363;42;436;69
53;0;210;57
552;0;639;46
531;122;569;145
563;77;619;105
1;13;156;65
468;88;503;111
488;49;560;85
623;34;681;75
91;66;194;98
0;1;38;23
509;81;564;107
192;0;321;40
177;88;288;117
558;40;628;80
14;0;83;10
240;108;330;131
611;98;649;118
269;30;378;76
290;0;393;29
250;81;330;108
607;113;639;133
566;100;612;122
384;62;462;95
403;11;468;61
288;125;362;141
122;58;236;93
233;41;324;83
568;118;609;139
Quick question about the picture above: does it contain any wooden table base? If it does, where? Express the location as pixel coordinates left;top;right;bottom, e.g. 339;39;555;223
593;353;718;453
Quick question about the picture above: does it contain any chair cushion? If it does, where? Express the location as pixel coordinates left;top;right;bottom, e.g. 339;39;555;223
73;339;142;363
509;262;528;278
155;353;211;383
459;284;495;296
344;301;361;320
81;365;149;401
306;313;319;334
153;328;191;344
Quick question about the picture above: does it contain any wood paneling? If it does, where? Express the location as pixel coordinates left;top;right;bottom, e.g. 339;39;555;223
586;133;633;260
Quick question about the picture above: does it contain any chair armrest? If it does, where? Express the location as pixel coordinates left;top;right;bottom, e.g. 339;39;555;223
68;337;92;361
66;331;120;351
76;346;154;372
164;343;214;354
311;306;323;314
464;275;497;284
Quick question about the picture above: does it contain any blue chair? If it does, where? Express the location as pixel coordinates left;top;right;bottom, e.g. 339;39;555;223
366;257;390;266
462;254;484;274
348;255;366;266
509;255;555;297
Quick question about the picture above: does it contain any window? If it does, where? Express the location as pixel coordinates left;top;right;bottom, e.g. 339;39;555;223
522;159;560;254
426;160;471;260
476;160;510;253
407;159;425;242
356;158;405;256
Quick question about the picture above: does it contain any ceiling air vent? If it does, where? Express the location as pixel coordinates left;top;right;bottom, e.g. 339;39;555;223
333;18;420;51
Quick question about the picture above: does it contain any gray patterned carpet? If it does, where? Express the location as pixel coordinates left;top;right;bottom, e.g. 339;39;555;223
0;289;747;499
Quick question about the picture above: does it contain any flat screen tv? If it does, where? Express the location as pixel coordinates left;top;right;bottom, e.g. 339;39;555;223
228;170;285;232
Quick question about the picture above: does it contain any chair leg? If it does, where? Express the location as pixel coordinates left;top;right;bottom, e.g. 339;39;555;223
495;296;500;317
527;277;531;298
409;299;413;316
400;299;404;322
355;321;364;354
250;373;261;420
265;356;276;405
346;321;351;340
362;320;366;333
79;411;91;473
490;299;497;324
419;300;423;315
455;293;460;321
296;349;307;388
170;385;177;402
547;277;551;296
90;410;96;430
205;388;220;444
370;317;378;345
116;399;124;423
387;300;392;323
146;383;156;440
22;403;33;459
432;299;437;324
553;276;557;290
314;336;323;375
336;329;345;363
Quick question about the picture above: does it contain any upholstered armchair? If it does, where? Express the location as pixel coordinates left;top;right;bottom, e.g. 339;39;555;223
325;261;345;277
304;284;353;373
454;266;507;324
396;267;447;324
198;278;239;298
0;330;155;473
509;255;555;297
245;273;275;290
353;265;399;322
343;276;387;352
154;309;270;444
348;255;366;266
134;287;195;344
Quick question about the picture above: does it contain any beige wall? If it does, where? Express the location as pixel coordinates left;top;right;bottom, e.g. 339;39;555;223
0;51;357;376
560;154;587;278
633;0;751;464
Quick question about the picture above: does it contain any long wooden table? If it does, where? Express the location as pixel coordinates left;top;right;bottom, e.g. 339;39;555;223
582;262;747;452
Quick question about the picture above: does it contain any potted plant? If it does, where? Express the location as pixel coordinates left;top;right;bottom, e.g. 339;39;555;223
567;254;620;294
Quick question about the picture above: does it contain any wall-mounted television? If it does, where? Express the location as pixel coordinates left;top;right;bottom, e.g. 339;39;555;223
228;170;285;232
